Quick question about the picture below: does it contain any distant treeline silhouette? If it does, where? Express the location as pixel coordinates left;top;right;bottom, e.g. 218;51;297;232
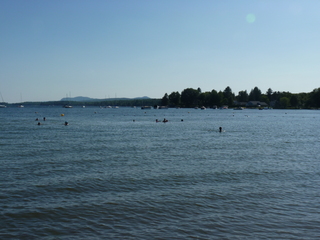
160;86;320;109
3;86;319;109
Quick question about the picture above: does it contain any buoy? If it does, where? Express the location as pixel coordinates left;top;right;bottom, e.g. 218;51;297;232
61;114;64;116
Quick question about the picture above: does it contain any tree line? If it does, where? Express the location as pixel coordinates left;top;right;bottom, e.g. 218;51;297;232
160;86;320;109
3;86;319;109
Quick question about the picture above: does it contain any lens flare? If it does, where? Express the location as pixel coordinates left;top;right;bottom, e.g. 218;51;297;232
246;14;256;23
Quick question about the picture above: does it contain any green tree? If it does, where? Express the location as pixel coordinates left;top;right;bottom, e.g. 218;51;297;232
266;88;273;101
210;89;221;106
260;95;270;105
290;95;299;108
218;91;224;106
168;91;180;107
223;86;234;106
298;93;309;108
249;87;262;101
161;93;169;106
272;91;280;100
237;90;248;102
309;88;320;108
198;92;211;107
280;97;290;109
180;88;199;107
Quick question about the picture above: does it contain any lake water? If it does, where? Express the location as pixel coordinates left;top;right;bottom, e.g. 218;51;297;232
1;106;320;239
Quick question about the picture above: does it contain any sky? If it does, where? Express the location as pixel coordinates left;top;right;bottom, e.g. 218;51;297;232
1;0;320;103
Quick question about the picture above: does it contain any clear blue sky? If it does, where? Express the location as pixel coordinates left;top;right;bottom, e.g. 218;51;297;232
1;0;320;103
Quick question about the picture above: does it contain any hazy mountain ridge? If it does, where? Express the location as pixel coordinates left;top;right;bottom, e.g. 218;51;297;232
60;96;151;102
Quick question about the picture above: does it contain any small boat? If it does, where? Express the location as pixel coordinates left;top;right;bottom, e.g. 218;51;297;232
18;93;24;107
158;106;168;109
63;105;72;108
141;106;152;109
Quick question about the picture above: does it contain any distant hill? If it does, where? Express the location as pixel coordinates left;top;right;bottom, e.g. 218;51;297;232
60;96;151;102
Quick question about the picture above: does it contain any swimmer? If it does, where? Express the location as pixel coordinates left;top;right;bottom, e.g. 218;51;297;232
219;127;222;132
37;122;41;125
64;121;69;126
43;117;46;121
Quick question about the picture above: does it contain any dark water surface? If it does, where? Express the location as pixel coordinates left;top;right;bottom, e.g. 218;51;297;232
1;107;320;239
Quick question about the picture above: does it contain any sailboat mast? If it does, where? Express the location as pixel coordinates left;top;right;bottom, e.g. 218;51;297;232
0;92;5;103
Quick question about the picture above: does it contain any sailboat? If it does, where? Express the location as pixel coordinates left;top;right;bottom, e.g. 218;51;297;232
63;93;72;108
18;93;24;108
0;92;7;108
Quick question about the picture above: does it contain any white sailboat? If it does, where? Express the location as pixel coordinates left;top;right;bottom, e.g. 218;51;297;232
63;93;72;108
0;92;7;108
18;93;24;107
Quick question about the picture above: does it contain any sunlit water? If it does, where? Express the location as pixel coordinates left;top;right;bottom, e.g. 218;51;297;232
1;107;320;239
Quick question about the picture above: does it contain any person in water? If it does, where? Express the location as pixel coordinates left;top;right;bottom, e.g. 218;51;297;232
64;121;69;126
219;127;222;132
37;122;41;125
43;117;46;121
